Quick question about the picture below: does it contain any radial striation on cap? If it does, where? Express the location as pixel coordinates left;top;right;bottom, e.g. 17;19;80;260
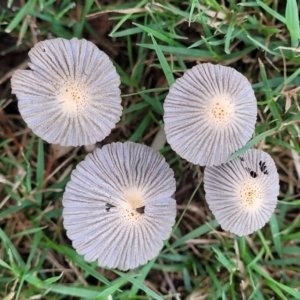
62;142;176;270
163;63;257;166
204;149;279;236
11;37;122;146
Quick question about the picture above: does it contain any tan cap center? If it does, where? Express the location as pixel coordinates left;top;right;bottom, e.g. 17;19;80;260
239;181;263;211
58;82;88;113
123;188;144;209
209;94;234;127
120;188;145;223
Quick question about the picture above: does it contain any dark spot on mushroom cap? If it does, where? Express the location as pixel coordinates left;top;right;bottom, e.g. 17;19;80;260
136;206;145;214
105;203;115;212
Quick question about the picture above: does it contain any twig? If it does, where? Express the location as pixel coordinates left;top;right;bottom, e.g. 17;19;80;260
0;58;29;85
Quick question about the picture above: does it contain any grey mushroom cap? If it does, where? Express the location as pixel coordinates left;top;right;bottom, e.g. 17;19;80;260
11;37;122;146
163;63;257;166
204;149;279;236
62;142;176;271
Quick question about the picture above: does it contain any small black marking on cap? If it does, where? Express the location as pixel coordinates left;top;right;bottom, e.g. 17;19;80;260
105;203;115;212
136;206;145;214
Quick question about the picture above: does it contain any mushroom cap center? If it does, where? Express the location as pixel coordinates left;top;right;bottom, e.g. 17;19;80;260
208;94;234;127
123;188;145;210
239;180;263;211
118;188;146;224
57;82;88;113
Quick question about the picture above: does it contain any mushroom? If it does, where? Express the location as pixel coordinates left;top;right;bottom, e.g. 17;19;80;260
11;37;122;146
163;63;257;166
62;142;176;270
203;149;279;236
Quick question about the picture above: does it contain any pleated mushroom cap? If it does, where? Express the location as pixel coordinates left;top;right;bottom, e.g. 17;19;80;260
204;149;279;236
62;142;176;270
164;63;257;166
11;38;122;146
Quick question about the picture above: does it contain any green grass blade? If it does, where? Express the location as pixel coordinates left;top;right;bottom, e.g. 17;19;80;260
170;220;219;250
129;259;155;296
256;0;286;23
285;0;300;48
149;34;175;86
224;21;235;54
115;270;163;300
43;237;112;286
128;113;151;142
73;0;93;37
35;138;44;206
269;214;282;258
228;127;279;161
5;0;36;33
138;43;215;59
133;22;181;46
109;0;148;36
252;264;300;298
0;228;25;269
96;275;135;298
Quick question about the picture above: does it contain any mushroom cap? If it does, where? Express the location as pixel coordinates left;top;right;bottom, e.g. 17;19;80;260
204;149;279;236
163;63;257;166
11;37;122;146
62;142;176;270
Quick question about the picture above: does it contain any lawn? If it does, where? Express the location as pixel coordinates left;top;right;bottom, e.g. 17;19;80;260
0;0;300;299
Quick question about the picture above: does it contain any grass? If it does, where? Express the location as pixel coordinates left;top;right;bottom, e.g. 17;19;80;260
0;0;300;299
